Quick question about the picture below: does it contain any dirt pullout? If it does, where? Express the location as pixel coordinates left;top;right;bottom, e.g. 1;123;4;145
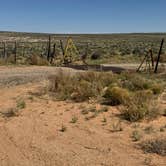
0;66;77;87
0;82;165;166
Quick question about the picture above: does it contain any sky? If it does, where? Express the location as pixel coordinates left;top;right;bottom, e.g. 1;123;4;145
0;0;166;33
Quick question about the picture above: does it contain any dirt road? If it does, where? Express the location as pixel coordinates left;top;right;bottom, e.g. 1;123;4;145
0;66;76;87
0;64;165;87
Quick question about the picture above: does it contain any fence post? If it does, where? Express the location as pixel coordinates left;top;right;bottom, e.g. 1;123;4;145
14;41;17;64
47;35;51;61
3;42;6;59
154;38;164;73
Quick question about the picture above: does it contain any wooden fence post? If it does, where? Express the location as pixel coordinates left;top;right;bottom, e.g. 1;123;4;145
3;42;6;59
154;38;164;73
60;40;65;56
14;41;17;64
47;35;51;61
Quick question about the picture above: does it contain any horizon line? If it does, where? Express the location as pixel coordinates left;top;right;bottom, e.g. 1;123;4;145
0;30;166;35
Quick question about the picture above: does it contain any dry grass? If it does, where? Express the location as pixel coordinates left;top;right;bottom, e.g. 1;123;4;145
102;86;130;106
0;107;18;118
48;71;116;102
48;70;165;122
140;138;166;156
28;54;50;65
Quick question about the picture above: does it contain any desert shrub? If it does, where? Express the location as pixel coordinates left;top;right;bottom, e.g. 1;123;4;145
103;86;130;106
70;116;78;123
0;55;17;65
0;108;18;118
49;71;117;102
131;130;142;142
29;54;49;65
140;138;166;156
91;52;101;60
110;120;123;132
149;83;164;95
121;90;159;122
49;71;77;100
77;71;117;88
48;71;163;121
0;58;6;65
120;73;151;91
120;72;164;95
17;100;26;109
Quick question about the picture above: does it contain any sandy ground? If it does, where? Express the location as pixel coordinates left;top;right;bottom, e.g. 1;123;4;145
0;66;165;166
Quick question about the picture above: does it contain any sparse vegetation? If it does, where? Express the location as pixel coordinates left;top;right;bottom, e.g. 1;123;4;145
140;138;166;156
159;124;166;132
120;91;160;122
163;109;166;116
131;130;142;142
70;116;78;123
144;126;155;134
81;109;89;115
100;106;109;112
16;99;26;109
110;120;123;132
60;124;67;132
48;70;165;122
28;54;50;66
49;71;116;102
0;108;18;118
103;86;130;106
101;116;107;123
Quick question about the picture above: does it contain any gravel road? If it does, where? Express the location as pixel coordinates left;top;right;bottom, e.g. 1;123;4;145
0;66;75;87
0;64;165;87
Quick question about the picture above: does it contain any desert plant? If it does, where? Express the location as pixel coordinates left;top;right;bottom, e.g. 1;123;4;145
48;71;117;102
131;130;142;142
110;120;123;132
60;124;67;132
144;126;155;134
101;116;107;123
28;54;49;65
163;109;166;116
103;86;130;106
120;73;151;91
0;108;18;118
85;112;98;121
120;90;159;122
98;106;109;113
140;138;166;156
17;100;26;109
81;109;89;115
70;116;78;123
150;83;164;95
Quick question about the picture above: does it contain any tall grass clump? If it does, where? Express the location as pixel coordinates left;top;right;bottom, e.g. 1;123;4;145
48;70;117;102
121;90;160;122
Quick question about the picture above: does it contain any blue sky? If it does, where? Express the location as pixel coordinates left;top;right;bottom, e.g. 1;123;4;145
0;0;166;33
